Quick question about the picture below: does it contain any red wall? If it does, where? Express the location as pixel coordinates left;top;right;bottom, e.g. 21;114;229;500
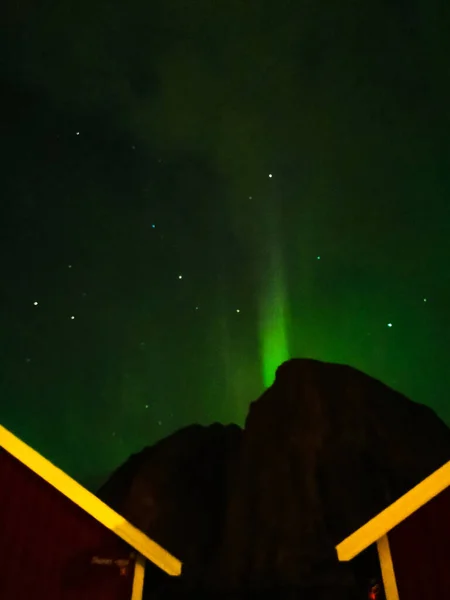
388;484;450;600
0;448;136;600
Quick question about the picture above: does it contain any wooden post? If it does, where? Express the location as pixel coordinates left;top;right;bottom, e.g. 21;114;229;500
131;552;146;600
377;535;399;600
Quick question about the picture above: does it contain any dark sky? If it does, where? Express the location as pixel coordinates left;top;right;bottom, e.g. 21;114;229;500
1;0;449;489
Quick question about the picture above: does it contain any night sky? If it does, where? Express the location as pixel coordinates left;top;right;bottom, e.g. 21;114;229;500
1;0;449;489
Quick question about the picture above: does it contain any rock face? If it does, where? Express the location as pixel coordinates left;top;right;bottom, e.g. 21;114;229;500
97;423;242;590
208;359;450;596
98;359;450;599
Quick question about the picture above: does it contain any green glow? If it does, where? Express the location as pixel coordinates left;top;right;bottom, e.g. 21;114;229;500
258;235;291;388
260;283;290;387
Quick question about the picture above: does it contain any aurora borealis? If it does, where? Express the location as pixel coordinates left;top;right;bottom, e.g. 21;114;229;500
1;0;449;489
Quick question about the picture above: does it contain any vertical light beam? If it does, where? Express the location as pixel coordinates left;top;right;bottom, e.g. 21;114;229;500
258;201;291;388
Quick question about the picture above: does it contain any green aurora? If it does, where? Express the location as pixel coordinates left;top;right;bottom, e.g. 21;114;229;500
0;0;449;487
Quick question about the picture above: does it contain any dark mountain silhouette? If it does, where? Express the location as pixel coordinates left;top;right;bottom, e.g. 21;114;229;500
98;359;450;599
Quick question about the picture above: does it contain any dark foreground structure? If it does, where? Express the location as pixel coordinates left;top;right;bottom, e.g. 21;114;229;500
337;459;450;600
0;425;181;600
3;358;450;599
